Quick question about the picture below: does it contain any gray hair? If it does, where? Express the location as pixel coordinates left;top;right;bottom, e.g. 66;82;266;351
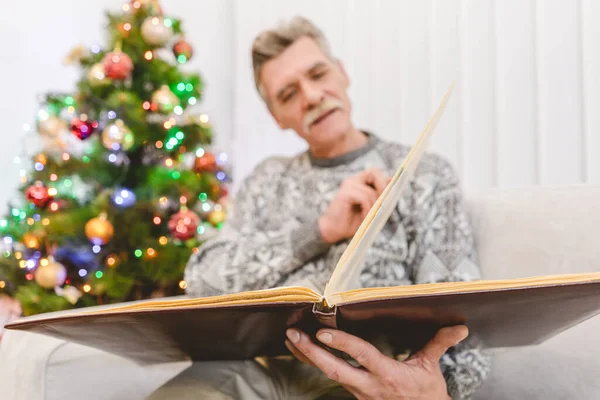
251;16;333;102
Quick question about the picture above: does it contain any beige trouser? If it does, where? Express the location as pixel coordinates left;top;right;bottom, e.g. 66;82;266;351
147;356;355;400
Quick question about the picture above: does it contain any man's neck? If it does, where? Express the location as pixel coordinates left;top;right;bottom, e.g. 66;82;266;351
308;128;368;159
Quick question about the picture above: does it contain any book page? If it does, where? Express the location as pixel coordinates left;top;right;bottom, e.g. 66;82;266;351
323;83;455;300
325;272;600;306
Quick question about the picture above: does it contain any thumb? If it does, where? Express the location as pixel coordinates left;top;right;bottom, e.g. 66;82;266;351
414;325;469;364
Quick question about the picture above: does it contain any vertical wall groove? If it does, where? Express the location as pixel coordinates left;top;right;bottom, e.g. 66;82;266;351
491;0;499;186
577;0;588;182
457;0;465;180
532;0;542;184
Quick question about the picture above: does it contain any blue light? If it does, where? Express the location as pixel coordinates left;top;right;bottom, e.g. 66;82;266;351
78;269;87;277
112;188;136;208
92;245;101;254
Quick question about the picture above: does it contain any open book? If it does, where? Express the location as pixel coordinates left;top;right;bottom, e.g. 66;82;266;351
7;84;600;364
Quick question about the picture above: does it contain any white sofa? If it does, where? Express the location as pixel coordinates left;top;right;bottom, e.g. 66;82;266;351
1;184;599;399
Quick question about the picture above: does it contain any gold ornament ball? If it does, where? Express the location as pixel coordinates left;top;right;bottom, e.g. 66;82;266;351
87;63;111;87
141;16;174;46
152;85;179;113
85;213;114;245
35;259;67;289
38;116;66;137
208;209;226;226
102;119;134;151
22;232;40;249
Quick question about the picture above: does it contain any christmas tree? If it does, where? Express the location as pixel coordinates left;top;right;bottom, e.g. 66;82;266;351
0;0;230;317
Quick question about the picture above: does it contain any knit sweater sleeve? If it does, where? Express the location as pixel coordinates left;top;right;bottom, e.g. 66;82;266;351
407;155;492;399
184;157;330;297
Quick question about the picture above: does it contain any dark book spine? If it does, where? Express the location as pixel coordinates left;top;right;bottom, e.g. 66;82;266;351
312;302;338;328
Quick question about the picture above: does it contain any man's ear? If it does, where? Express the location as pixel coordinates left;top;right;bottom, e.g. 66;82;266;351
336;59;350;88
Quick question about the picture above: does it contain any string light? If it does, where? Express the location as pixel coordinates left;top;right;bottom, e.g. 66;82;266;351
79;269;87;277
165;158;174;167
83;284;91;293
15;252;22;260
0;281;5;289
188;97;197;105
146;248;156;257
155;140;163;149
95;271;103;279
196;148;205;157
27;218;34;225
49;202;59;212
132;1;141;9
200;114;209;123
42;218;50;226
143;101;151;110
158;236;168;245
134;249;143;258
144;51;153;61
174;106;183;115
19;260;26;269
153;216;161;225
198;193;208;201
123;23;132;32
25;273;33;280
50;174;58;181
179;196;187;205
47;188;58;196
106;255;117;267
62;153;70;161
122;3;130;11
179;280;187;289
40;258;49;267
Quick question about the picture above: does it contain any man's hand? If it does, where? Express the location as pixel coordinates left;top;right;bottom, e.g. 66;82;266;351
285;326;469;400
319;168;390;244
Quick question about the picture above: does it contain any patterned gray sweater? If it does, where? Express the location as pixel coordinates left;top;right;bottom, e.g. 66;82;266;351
185;133;492;399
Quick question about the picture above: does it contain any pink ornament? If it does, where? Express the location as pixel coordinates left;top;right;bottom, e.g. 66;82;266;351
103;51;134;80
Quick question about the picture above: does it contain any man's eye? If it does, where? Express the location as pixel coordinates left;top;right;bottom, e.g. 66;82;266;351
282;91;296;102
313;71;326;79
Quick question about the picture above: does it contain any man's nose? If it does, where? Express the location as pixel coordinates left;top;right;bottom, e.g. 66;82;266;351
301;81;323;108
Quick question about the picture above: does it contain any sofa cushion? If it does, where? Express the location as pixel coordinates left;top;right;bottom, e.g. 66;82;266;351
466;184;600;399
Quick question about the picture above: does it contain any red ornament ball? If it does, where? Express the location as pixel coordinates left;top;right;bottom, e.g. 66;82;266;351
26;181;53;208
173;39;193;62
70;117;99;140
194;152;217;173
168;208;200;241
103;51;134;80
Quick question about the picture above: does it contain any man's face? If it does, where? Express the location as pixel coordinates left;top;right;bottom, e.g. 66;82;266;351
260;37;353;147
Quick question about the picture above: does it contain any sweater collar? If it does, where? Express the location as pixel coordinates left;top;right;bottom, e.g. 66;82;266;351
308;131;378;168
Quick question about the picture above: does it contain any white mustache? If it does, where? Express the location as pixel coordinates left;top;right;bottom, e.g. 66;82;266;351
303;99;343;134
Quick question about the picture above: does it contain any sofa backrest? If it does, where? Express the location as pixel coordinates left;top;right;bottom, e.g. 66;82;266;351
466;184;600;280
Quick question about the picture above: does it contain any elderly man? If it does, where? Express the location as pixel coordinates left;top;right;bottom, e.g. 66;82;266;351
154;16;491;400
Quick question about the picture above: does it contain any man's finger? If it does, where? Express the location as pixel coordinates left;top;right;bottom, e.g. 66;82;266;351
315;329;389;376
359;168;389;195
344;184;377;214
414;325;469;365
286;329;370;387
285;339;315;366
